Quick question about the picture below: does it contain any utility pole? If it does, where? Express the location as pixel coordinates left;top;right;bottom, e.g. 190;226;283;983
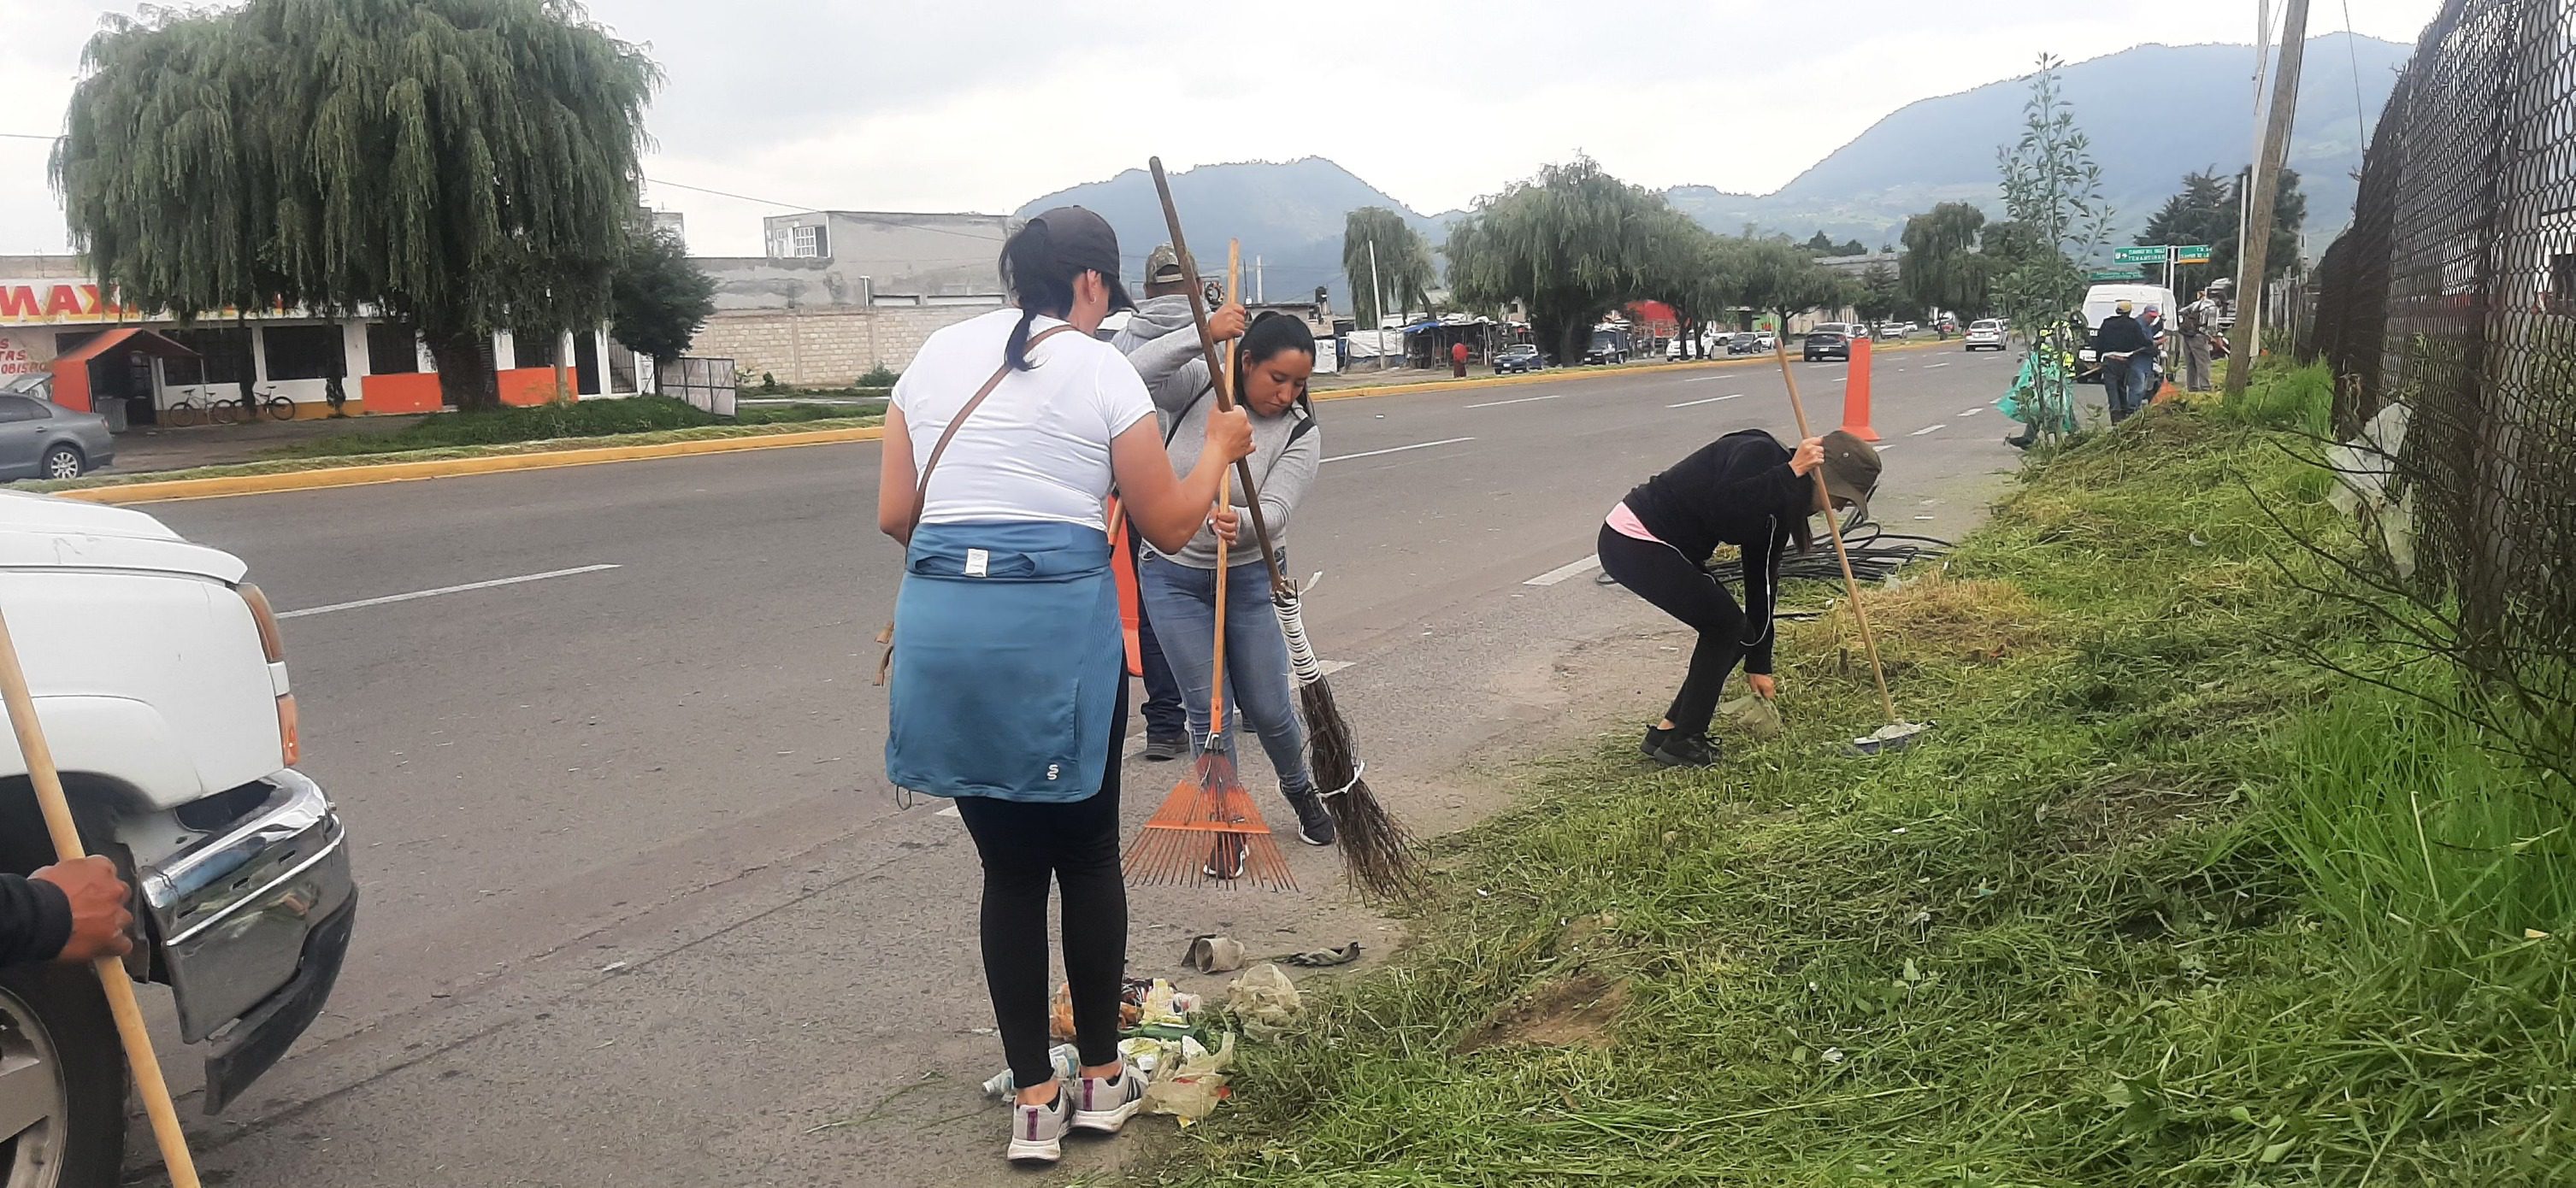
1256;256;1264;303
2246;0;2273;243
2226;0;2309;398
1367;238;1388;371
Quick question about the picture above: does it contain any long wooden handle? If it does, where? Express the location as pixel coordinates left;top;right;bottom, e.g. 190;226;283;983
1205;245;1242;731
0;605;202;1187
1771;342;1899;722
1148;158;1289;595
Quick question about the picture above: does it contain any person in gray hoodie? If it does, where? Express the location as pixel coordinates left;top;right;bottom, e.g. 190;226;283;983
1127;310;1332;853
1105;244;1220;760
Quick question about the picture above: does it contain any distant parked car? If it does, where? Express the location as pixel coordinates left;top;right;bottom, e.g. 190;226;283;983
0;374;115;481
1583;329;1630;366
1803;328;1852;362
1493;344;1544;373
1754;330;1778;352
1725;332;1762;356
1964;319;2008;351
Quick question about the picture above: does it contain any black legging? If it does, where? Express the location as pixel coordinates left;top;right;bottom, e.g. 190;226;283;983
952;670;1129;1089
1597;525;1748;739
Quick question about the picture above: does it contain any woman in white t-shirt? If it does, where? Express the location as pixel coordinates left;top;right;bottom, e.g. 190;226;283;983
875;206;1250;1167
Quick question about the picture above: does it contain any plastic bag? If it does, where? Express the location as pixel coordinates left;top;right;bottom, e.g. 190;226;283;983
1141;1032;1236;1121
1718;694;1783;738
1224;962;1303;1040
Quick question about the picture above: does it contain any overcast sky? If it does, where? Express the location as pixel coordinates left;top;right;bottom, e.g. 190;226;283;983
2;1;2441;260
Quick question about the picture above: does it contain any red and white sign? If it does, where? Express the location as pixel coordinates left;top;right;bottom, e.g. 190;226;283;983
0;336;35;376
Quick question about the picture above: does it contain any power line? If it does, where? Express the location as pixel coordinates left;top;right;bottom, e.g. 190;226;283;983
2341;0;2371;150
640;174;1007;243
0;132;63;142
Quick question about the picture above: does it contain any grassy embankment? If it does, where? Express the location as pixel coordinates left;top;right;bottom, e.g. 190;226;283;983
1169;365;2575;1186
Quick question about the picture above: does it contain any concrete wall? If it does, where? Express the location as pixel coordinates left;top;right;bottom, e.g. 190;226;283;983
690;299;1004;386
760;212;1011;297
695;256;864;313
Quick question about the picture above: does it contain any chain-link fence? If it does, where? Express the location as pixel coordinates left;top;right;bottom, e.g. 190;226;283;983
2309;0;2575;756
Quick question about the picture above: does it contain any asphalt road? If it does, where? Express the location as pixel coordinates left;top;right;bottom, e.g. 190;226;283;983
133;342;2047;1185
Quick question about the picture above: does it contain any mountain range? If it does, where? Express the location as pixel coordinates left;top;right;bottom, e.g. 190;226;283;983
1019;33;2408;309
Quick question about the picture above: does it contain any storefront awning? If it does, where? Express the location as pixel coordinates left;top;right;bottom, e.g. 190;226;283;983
53;326;198;366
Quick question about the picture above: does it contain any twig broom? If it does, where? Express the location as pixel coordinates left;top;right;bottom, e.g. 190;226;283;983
1124;245;1293;891
1147;159;1424;900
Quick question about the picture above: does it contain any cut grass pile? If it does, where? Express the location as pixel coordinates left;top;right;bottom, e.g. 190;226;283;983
1164;365;2576;1186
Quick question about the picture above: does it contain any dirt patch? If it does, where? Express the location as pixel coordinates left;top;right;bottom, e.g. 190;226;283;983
1455;972;1630;1053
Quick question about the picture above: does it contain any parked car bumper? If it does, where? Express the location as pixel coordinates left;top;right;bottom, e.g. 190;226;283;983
137;767;356;1113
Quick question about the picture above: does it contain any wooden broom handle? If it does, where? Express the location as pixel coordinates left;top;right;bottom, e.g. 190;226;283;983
1205;245;1241;728
1771;341;1900;722
1149;158;1291;596
0;605;203;1187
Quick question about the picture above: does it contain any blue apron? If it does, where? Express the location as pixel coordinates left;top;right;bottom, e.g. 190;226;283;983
885;521;1120;802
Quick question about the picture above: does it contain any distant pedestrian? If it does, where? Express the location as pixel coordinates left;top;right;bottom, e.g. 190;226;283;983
877;207;1253;1167
2090;299;2155;424
1450;339;1469;378
2179;286;2219;391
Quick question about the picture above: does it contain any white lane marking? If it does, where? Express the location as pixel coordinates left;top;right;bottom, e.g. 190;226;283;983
1923;362;1950;368
1666;393;1744;409
1958;407;1984;416
1524;556;1602;586
1324;437;1475;463
1875;441;1900;452
1463;393;1565;409
1910;423;1947;437
1683;375;1728;383
278;564;622;619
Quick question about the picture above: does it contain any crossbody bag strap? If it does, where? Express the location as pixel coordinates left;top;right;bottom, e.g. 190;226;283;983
905;322;1078;537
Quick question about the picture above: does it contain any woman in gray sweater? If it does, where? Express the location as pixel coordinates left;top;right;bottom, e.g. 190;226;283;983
1130;311;1330;854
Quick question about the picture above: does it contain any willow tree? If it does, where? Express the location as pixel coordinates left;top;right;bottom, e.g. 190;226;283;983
1443;157;1671;362
1341;207;1435;328
1898;201;1989;318
52;0;660;411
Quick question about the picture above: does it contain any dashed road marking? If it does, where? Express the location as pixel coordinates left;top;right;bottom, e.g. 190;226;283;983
1667;394;1744;408
1910;423;1947;436
280;564;622;619
1324;437;1475;463
1463;393;1565;409
1958;407;1984;416
1524;556;1603;586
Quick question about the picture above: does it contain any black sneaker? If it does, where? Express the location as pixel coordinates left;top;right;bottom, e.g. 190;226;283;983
1646;732;1719;769
1641;726;1671;760
1202;835;1246;880
1287;790;1335;847
1142;730;1187;762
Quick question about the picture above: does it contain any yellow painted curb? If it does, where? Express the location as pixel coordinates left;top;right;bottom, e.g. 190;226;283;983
62;426;886;506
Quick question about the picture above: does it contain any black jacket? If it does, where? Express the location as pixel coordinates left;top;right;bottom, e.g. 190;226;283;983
1621;429;1807;674
0;874;72;967
2093;313;2155;357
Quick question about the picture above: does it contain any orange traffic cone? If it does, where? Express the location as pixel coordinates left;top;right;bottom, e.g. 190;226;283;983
1842;336;1879;441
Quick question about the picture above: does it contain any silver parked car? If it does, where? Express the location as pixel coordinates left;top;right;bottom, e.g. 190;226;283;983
0;373;115;480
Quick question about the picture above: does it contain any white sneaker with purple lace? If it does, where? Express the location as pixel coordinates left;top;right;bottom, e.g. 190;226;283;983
1006;1084;1071;1164
1070;1062;1150;1134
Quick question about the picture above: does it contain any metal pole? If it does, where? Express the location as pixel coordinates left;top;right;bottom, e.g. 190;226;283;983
2228;0;2311;396
1367;238;1388;371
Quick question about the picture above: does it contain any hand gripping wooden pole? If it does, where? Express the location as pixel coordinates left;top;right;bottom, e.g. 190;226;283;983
1772;340;1901;725
0;603;202;1187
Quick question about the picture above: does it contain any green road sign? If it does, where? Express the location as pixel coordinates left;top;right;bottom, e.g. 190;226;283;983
2090;267;2144;280
2172;244;2213;264
2112;245;2167;263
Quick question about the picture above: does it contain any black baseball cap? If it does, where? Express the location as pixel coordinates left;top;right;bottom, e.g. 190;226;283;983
1025;206;1134;312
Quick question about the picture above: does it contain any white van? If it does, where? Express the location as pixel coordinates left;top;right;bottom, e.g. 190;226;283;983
2076;282;2176;381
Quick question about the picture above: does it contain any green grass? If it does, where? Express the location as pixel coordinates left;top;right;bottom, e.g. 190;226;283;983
259;396;875;459
1160;365;2576;1186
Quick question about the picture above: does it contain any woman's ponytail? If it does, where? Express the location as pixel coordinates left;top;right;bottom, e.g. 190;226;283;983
999;218;1074;372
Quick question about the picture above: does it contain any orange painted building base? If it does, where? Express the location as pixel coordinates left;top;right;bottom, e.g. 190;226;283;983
362;373;445;415
497;367;568;407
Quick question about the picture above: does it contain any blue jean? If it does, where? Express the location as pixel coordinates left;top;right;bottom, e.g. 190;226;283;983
2105;352;2157;421
1131;541;1185;738
1137;554;1313;800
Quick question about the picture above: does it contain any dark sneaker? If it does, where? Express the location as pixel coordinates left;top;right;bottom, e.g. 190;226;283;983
1070;1062;1150;1134
1641;726;1671;760
1647;732;1719;769
1142;731;1187;762
1005;1083;1071;1164
1287;790;1335;847
1203;835;1247;880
